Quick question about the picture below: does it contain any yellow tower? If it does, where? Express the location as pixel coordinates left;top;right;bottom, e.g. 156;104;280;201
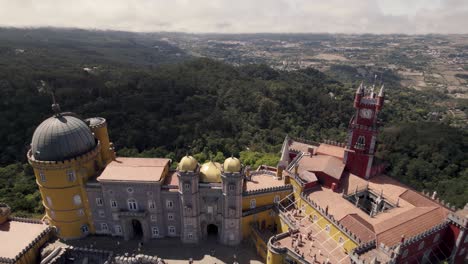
86;117;115;165
28;108;104;239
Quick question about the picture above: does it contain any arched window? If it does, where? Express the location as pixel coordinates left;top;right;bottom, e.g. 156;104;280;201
250;199;256;209
274;195;280;203
81;224;89;234
39;171;46;182
418;241;425;251
67;170;76;182
73;195;82;206
152;227;159;237
357;136;365;145
101;223;108;232
128;199;138;211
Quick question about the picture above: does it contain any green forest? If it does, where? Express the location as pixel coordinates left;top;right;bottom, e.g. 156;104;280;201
0;28;466;217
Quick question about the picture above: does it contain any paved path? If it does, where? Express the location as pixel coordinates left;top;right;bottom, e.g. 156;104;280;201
57;235;264;264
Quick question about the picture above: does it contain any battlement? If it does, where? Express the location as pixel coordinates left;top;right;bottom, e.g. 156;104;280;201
421;190;457;211
399;220;449;249
27;141;101;169
243;184;292;196
321;139;346;148
0;226;54;264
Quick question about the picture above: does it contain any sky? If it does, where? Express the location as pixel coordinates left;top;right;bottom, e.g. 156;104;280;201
0;0;466;34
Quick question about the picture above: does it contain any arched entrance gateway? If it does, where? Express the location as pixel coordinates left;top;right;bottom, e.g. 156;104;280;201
207;224;219;240
131;219;143;239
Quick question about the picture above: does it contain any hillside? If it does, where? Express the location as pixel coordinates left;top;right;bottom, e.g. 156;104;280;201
0;28;466;216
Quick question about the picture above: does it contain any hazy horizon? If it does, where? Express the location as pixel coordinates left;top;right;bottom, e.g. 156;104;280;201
0;0;467;35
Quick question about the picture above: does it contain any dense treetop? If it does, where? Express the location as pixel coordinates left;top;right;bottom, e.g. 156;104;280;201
0;28;465;216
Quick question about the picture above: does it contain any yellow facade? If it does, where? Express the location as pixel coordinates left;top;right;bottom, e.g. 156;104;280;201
242;190;290;211
88;118;115;165
266;249;284;264
28;143;103;239
261;176;359;263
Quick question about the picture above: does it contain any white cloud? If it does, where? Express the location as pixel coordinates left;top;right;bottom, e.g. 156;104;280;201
0;0;466;34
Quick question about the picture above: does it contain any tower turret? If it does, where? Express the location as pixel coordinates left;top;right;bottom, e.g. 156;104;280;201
376;85;385;111
344;81;384;179
353;82;364;108
177;155;201;243
28;104;101;239
221;157;243;245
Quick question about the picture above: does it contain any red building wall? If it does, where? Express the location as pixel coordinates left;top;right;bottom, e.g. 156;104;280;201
396;227;452;264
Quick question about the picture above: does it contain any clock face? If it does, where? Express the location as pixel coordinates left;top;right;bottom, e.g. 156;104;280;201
360;109;373;119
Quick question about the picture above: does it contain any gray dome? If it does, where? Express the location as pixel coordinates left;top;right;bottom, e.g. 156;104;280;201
31;114;96;161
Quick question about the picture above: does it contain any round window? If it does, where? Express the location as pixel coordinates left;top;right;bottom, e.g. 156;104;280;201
73;195;82;205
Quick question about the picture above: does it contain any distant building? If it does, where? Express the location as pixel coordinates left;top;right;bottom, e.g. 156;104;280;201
20;83;467;263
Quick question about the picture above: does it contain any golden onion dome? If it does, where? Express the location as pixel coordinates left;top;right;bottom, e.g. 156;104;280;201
178;155;198;172
199;161;222;183
223;157;241;173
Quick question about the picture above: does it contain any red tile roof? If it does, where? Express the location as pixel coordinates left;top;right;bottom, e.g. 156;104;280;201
339;214;375;243
298;155;345;180
316;144;346;159
98;157;170;182
375;207;447;246
399;190;440;207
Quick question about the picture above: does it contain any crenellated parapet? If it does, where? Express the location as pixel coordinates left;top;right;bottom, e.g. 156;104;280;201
448;212;467;228
397;220;450;249
420;190;458;211
8;216;44;224
2;226;54;264
321;139;346;148
243;184;293;197
27;142;101;170
114;254;165;264
288;136;320;147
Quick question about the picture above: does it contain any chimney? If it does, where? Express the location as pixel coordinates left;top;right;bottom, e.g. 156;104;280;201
276;166;283;180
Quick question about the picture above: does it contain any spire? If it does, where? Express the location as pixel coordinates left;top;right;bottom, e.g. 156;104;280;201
280;134;290;164
50;89;61;115
378;84;385;97
356;82;364;94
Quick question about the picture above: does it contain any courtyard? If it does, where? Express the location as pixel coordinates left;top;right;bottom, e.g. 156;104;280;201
53;235;264;264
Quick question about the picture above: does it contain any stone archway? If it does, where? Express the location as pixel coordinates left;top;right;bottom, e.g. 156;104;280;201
131;219;143;239
207;224;219;241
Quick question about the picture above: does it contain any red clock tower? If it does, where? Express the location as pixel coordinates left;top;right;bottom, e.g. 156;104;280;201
344;82;385;179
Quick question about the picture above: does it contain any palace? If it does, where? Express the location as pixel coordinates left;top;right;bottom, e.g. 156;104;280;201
1;83;466;264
